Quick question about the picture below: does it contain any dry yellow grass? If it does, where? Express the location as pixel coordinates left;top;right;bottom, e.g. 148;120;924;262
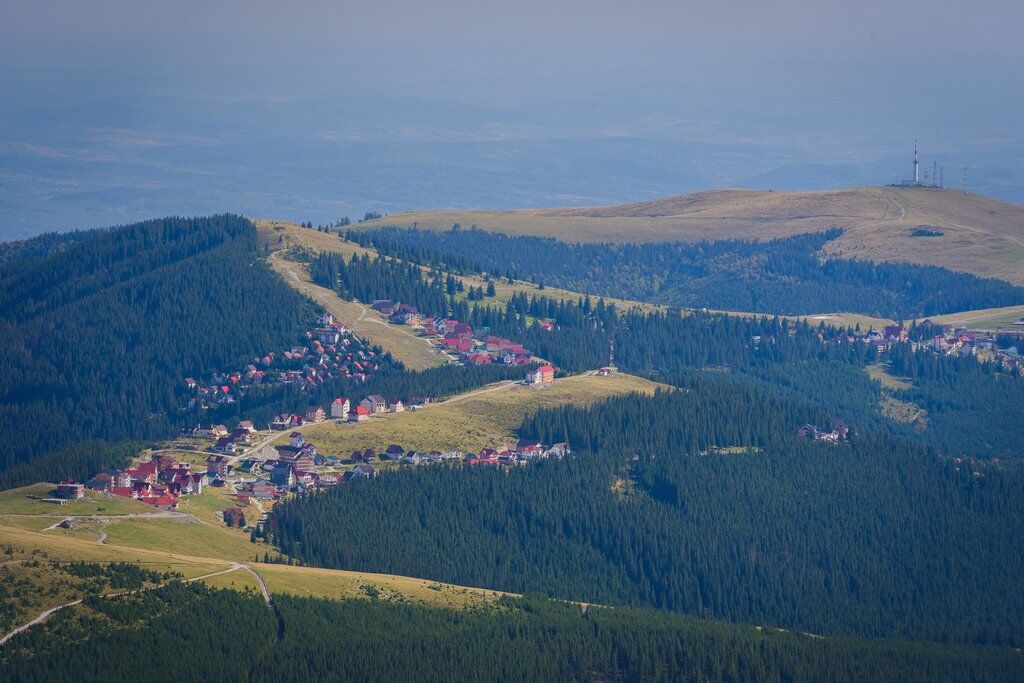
257;219;446;371
0;523;233;579
359;187;1024;284
924;304;1024;331
0;483;156;516
260;218;894;335
279;372;664;456
253;562;509;607
865;364;926;426
0;523;506;609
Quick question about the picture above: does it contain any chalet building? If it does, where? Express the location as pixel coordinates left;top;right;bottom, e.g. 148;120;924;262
270;463;296;487
348;464;375;480
270;414;294;430
384;444;405;461
883;325;909;342
56;481;85;500
330;397;351;419
289;431;305;448
86;472;115;491
151;454;180;473
361;395;387;413
213;437;240;454
207;455;231;477
388;399;405;413
318;473;341;486
252;481;278;499
350;405;372;422
305;405;326;423
527;365;555;384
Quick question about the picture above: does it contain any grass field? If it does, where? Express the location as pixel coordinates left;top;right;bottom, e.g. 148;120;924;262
0;484;155;517
279;372;665;456
925;304;1024;331
252;562;509;607
866;363;927;426
258;220;446;371
358;186;1024;285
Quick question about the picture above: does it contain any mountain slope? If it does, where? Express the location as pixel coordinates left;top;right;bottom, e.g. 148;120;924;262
0;215;315;484
360;186;1024;284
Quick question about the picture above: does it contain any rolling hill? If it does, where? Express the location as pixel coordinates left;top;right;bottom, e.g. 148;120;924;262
360;186;1024;284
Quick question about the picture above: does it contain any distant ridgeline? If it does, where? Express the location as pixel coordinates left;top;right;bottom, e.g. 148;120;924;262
0;215;315;485
6;583;1022;681
346;226;1024;318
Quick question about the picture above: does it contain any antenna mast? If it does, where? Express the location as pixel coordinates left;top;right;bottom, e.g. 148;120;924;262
914;139;920;184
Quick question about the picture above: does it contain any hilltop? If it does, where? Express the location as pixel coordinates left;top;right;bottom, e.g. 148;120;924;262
359;186;1024;284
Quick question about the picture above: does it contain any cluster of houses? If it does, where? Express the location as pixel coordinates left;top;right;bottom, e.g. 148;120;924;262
910;321;1023;375
798;419;851;443
802;320;1024;376
182;313;382;411
83;452;222;510
370;300;540;367
268;393;428;430
345;439;569;469
235;436;574;502
179;420;259;455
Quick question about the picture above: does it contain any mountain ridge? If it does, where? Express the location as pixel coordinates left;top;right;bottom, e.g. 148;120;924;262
360;186;1024;284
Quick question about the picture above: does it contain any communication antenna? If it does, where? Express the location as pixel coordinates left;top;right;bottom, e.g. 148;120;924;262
962;166;968;194
932;161;937;187
608;338;616;370
913;140;920;184
940;166;944;189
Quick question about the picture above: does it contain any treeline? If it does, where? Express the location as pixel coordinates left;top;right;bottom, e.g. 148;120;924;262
309;251;449;316
5;582;1023;682
464;291;1024;458
270;385;1024;646
0;228;100;266
347;226;1024;318
888;345;1024;458
0;215;315;483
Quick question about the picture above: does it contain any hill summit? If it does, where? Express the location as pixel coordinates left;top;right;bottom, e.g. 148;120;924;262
360;186;1024;284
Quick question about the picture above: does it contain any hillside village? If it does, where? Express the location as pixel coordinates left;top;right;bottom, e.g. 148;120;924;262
817;320;1024;375
369;299;543;367
54;353;564;528
93;306;1017;534
61;416;570;535
181;313;383;411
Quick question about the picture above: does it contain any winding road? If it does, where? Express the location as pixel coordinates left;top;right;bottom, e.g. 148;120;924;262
0;562;258;647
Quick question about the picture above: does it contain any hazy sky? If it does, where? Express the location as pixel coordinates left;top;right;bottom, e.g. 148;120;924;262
1;1;1022;238
5;0;1024;66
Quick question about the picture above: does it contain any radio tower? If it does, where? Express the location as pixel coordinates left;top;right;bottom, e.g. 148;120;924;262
913;139;920;184
932;161;937;187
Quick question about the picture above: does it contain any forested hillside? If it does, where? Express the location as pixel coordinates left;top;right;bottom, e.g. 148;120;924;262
0;215;314;482
306;244;1024;458
347;226;1024;318
470;292;1024;459
270;384;1024;646
4;582;1021;682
